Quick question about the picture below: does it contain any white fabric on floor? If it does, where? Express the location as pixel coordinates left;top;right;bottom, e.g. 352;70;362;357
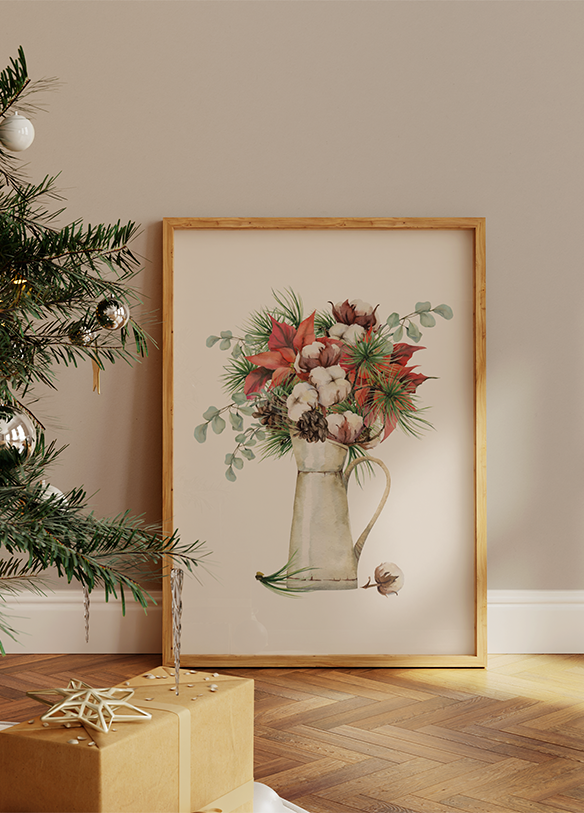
254;782;309;812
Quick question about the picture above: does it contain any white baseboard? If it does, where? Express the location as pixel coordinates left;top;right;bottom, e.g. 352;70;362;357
3;589;584;656
1;589;162;654
488;590;584;654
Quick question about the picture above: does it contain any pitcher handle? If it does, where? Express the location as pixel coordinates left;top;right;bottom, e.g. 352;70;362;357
344;455;391;562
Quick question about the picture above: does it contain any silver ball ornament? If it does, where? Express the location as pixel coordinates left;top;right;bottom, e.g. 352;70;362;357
68;322;96;347
95;299;130;330
0;405;36;464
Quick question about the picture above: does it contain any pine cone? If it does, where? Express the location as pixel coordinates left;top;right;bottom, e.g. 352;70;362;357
253;402;283;429
296;408;328;443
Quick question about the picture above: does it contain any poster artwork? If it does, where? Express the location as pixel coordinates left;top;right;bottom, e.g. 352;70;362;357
195;291;453;599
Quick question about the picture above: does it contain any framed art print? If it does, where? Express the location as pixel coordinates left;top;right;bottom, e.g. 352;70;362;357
162;218;486;667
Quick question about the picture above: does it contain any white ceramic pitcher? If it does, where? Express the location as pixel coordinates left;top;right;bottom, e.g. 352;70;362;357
287;435;391;591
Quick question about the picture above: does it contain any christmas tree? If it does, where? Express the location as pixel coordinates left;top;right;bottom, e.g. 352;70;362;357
0;47;203;653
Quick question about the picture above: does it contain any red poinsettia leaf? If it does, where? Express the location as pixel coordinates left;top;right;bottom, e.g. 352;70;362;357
293;311;316;352
279;347;296;364
268;316;297;353
400;367;430;392
391;342;425;367
246;350;287;370
382;413;399;440
244;367;272;397
271;366;294;387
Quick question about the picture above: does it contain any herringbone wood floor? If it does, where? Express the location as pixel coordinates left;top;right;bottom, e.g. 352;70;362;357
1;654;584;812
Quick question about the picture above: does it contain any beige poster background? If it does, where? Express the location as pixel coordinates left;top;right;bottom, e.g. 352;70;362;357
171;226;475;657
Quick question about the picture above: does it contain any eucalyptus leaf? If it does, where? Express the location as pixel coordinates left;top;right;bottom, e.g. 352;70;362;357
229;412;244;431
224;453;234;465
194;423;208;443
232;391;247;405
255;430;266;440
220;330;233;339
246;437;257;446
406;321;422;342
241;448;256;460
211;415;226;434
232;457;244;470
420;312;436;328
415;301;431;313
235;433;248;443
434;303;454;320
231;344;242;359
206;335;220;347
386;312;400;329
238;405;256;416
220;338;232;351
225;467;237;482
203;406;220;421
392;325;403;343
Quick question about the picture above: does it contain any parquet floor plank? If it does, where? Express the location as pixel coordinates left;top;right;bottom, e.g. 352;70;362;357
256;694;337;726
254;724;370;764
316;757;447;803
387;796;473;813
326;758;488;806
540;794;584;812
312;696;421;732
293;795;366;812
268;756;396;800
289;724;416;764
462;723;584;763
254;674;354;702
2;654;584;812
419;724;553;764
440;794;530;813
419;757;535;802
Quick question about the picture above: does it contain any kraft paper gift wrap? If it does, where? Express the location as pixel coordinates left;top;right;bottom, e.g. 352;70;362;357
0;666;254;813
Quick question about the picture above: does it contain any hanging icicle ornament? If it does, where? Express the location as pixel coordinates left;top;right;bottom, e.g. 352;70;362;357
0;405;36;466
83;586;90;644
92;354;102;395
170;567;184;696
96;299;130;330
0;111;35;152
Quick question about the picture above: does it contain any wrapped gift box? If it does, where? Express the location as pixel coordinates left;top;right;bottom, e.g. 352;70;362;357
0;666;254;813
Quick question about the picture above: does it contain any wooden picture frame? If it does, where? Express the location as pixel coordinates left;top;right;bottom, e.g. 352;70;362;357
162;218;486;667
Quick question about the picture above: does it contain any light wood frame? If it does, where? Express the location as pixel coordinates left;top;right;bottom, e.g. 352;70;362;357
162;217;486;668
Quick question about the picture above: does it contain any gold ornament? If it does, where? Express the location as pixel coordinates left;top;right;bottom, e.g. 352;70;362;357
27;679;152;733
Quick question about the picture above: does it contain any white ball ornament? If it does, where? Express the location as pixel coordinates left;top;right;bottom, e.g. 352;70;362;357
39;481;67;503
0;112;35;152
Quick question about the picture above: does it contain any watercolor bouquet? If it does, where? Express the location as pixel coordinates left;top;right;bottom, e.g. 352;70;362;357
195;291;452;481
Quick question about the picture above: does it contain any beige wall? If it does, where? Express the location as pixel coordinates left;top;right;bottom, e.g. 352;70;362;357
2;1;583;591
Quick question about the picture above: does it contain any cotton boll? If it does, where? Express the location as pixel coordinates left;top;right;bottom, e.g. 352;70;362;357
286;382;318;421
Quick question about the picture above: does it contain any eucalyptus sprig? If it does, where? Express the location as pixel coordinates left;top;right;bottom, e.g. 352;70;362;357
385;301;453;344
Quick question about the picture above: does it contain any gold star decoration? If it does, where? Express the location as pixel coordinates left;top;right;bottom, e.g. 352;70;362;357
27;679;152;733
